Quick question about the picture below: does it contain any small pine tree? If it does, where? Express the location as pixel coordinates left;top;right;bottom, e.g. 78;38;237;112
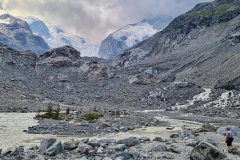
115;110;120;116
46;104;53;118
66;107;70;115
53;105;60;120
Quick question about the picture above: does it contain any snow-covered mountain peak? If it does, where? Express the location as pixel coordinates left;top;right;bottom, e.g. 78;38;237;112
112;21;157;48
22;16;99;57
0;14;50;54
98;16;174;59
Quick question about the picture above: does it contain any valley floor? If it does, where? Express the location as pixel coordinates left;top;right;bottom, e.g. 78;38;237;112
1;110;240;159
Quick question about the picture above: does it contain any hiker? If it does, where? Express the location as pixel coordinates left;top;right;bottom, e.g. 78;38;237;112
225;126;234;153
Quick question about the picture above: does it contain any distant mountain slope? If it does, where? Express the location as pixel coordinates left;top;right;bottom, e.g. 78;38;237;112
22;17;100;57
0;14;50;54
112;0;240;90
98;16;174;59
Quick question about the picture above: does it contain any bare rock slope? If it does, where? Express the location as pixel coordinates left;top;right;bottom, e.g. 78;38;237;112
113;0;240;90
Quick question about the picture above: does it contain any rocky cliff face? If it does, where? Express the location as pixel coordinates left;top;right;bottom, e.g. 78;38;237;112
0;14;50;55
98;16;173;59
113;0;240;90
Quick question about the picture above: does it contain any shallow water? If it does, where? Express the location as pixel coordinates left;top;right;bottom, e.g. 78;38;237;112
0;113;64;152
0;111;203;153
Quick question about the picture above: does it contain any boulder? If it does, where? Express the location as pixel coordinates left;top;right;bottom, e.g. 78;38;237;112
185;139;199;147
63;140;78;150
78;142;94;154
40;138;57;153
97;147;104;154
44;141;64;156
15;147;24;154
128;147;140;159
117;137;140;147
100;122;112;128
201;123;218;132
200;138;217;147
194;124;217;133
166;126;175;130
139;137;150;142
115;156;125;160
88;139;100;148
97;139;116;144
95;156;103;160
114;153;133;159
115;144;127;151
153;137;163;142
129;75;150;85
170;133;179;138
154;145;166;152
89;150;96;156
190;142;227;160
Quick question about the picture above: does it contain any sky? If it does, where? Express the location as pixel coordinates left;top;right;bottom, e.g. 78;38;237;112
0;0;213;44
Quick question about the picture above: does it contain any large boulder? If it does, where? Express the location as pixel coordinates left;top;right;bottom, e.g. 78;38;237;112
40;138;57;153
200;138;217;147
190;142;227;160
195;124;218;133
44;141;64;156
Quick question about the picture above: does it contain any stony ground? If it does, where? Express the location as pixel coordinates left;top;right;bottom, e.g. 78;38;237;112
1;108;240;160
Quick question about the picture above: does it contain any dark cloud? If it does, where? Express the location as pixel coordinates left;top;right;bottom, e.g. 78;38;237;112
2;0;213;43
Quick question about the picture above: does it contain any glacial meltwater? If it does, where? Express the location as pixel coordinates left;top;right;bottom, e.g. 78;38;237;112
0;111;203;153
0;113;59;152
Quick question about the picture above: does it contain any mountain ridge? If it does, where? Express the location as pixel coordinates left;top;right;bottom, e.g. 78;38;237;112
112;0;240;90
22;16;100;57
0;14;50;54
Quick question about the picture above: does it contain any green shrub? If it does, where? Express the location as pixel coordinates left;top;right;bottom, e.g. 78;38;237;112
81;112;103;121
115;110;120;116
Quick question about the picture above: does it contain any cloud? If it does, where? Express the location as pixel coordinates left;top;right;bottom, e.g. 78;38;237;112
0;0;213;43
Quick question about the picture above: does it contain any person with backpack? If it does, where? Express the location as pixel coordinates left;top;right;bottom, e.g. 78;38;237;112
225;126;234;153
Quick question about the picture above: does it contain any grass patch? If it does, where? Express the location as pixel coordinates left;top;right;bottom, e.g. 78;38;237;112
216;4;235;14
199;11;213;18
